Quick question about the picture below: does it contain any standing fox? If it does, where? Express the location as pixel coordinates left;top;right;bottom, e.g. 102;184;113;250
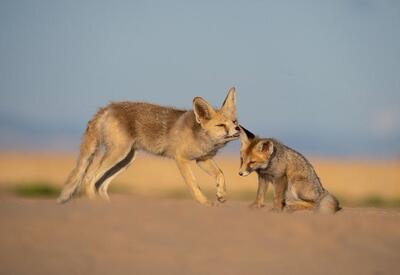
238;127;340;214
57;87;240;205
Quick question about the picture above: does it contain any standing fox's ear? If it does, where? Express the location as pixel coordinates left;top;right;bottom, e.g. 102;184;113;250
239;125;255;145
256;140;274;157
193;97;216;123
221;87;237;117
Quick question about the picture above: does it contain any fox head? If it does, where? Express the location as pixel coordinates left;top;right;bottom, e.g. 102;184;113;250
193;87;240;143
238;126;274;176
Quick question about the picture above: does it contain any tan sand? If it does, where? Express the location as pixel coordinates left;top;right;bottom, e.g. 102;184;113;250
0;196;399;275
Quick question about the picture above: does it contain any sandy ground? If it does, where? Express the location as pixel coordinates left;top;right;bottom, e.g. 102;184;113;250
1;195;400;275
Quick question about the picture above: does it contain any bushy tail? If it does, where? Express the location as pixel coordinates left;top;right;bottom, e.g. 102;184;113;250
316;192;341;214
57;117;100;204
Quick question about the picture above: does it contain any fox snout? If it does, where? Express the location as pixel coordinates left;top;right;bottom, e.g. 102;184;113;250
225;126;241;140
238;169;250;177
229;127;240;137
234;126;240;134
238;171;249;177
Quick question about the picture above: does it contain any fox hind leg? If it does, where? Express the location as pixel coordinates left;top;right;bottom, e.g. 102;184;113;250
82;148;106;199
284;180;318;213
97;148;136;200
84;140;132;200
284;200;315;212
82;114;134;201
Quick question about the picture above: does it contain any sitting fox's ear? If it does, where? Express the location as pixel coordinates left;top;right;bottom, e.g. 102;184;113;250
256;140;274;156
239;125;255;145
193;97;216;123
221;87;237;117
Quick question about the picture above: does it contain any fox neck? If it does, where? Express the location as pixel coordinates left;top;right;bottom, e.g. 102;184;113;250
255;146;277;175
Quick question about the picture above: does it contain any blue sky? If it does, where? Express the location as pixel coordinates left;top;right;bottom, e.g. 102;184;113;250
0;0;399;157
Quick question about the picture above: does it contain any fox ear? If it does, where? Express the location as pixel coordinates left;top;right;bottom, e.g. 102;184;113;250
193;97;216;123
221;87;237;117
256;140;274;156
239;125;255;145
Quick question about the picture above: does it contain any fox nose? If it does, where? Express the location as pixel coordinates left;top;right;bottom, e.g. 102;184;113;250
239;170;249;177
235;126;240;131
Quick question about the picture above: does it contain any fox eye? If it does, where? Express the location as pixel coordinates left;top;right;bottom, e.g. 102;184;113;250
233;120;238;124
216;124;226;127
249;161;256;165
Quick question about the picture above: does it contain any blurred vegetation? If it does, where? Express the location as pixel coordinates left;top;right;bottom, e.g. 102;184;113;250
108;183;133;195
4;181;400;208
13;181;60;198
338;195;400;208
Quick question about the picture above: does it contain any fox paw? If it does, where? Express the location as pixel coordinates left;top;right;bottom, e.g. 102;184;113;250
216;195;226;203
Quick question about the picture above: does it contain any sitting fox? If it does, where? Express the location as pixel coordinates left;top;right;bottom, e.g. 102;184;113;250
57;87;240;205
238;127;340;214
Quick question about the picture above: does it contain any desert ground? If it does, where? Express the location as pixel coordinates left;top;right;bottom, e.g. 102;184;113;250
0;152;400;274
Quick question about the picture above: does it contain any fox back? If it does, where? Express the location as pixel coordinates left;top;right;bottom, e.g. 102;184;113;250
108;102;188;156
107;90;239;160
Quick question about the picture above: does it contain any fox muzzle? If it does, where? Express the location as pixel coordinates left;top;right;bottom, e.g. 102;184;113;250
238;170;250;177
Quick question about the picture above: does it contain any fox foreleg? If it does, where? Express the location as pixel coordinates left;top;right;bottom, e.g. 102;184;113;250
196;158;226;203
249;174;269;209
176;157;215;206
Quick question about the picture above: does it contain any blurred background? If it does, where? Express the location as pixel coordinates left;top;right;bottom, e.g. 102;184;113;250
0;0;399;206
